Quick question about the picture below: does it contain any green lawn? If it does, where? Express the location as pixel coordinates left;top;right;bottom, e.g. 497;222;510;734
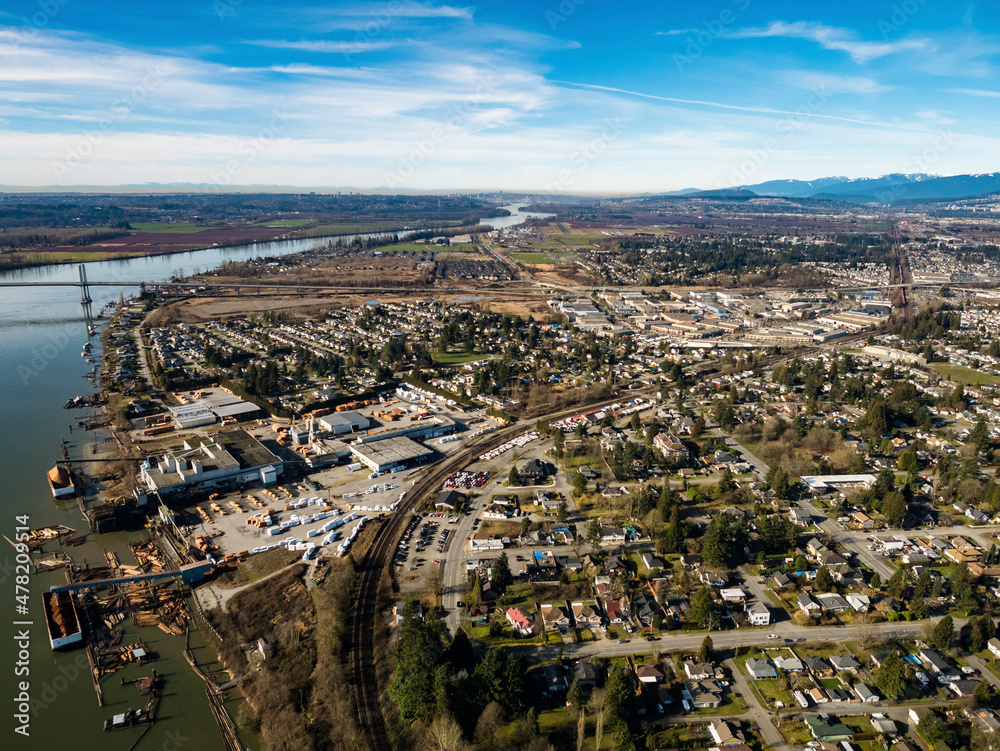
251;219;314;227
511;251;580;263
691;694;749;717
819;677;843;689
129;222;213;233
432;351;490;364
930;363;1000;386
777;718;813;746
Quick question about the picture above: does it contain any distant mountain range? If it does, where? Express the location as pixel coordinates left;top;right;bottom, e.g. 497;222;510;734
739;172;1000;203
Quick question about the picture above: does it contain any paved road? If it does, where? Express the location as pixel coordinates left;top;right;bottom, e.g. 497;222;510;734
967;655;1000;689
726;657;787;751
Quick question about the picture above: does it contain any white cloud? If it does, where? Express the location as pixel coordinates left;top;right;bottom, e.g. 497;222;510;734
949;87;1000;98
783;72;891;95
244;39;397;53
726;21;926;63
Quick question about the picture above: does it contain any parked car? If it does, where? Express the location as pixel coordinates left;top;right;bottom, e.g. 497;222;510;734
768;633;779;639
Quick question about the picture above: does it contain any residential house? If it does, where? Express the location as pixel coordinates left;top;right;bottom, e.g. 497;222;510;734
803;656;833;676
683;679;722;708
797;593;822;614
605;556;628;575
708;721;747;747
571;660;598;693
541;604;570;631
803;715;854;742
684;661;714;680
746;600;771;626
542;664;567;692
641;552;666;572
600;527;626;545
816;592;851;612
855;683;880;703
919;648;954;675
701;570;727;587
720;587;747;603
990;638;1000;659
808;687;829;704
572;602;602;627
633;592;657;625
828;655;860;673
871;717;897;735
518;458;548;484
653;431;689;463
968;707;1000;734
603;597;626;624
771;572;793;589
746;658;778;679
949;679;981;697
505;607;535;636
774;656;804;672
636;664;664;684
846;594;871;612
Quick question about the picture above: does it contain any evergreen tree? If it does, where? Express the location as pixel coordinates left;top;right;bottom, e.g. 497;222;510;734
699;636;714;663
929;615;954;650
814;565;835;592
874;653;907;700
491;552;513;588
690;588;717;630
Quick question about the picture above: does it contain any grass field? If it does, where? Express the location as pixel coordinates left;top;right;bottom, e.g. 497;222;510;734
128;222;213;233
380;242;477;253
930;363;1000;385
432;351;490;364
252;219;314;227
510;251;579;263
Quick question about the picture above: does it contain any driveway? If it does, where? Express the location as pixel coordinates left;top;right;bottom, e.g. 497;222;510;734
726;657;788;751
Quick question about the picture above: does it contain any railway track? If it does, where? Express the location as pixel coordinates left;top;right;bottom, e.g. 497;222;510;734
347;390;656;750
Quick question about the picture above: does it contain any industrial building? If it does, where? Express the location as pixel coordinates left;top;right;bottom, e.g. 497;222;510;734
349;436;434;473
318;412;371;435
168;402;217;429
138;428;281;498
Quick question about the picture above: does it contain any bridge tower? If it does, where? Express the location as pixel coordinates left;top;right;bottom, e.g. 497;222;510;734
78;264;92;304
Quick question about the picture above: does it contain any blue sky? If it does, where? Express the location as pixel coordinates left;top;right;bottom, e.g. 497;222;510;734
2;0;999;192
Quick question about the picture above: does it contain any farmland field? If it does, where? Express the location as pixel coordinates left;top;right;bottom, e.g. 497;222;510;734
511;251;579;263
930;363;1000;385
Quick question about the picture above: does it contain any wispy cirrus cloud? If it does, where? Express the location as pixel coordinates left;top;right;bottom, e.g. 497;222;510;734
950;87;1000;98
315;2;473;20
245;39;397;53
784;71;891;95
723;21;927;63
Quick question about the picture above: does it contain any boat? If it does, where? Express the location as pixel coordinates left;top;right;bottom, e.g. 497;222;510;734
47;466;76;498
42;591;83;650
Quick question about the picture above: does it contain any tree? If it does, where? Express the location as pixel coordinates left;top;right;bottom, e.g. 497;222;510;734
771;467;790;500
717;467;736;494
589;690;607;751
552;429;565;458
468;575;484;609
699;636;714;664
690;588;717;630
882;491;907;527
508;467;521;487
971;419;990;455
870;572;882;591
930;615;955;651
586;519;602;547
604;667;633;720
426;713;468;751
874;652;907;700
567;679;584;710
974;679;995;706
475;701;504;750
557;502;568;523
814;566;835;592
491;552;513;588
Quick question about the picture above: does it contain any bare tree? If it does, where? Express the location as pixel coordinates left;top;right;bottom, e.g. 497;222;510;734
426;713;467;751
576;709;586;751
589;689;607;751
856;612;882;650
475;701;504;751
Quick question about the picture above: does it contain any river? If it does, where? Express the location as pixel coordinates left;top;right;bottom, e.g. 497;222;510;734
0;203;548;747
